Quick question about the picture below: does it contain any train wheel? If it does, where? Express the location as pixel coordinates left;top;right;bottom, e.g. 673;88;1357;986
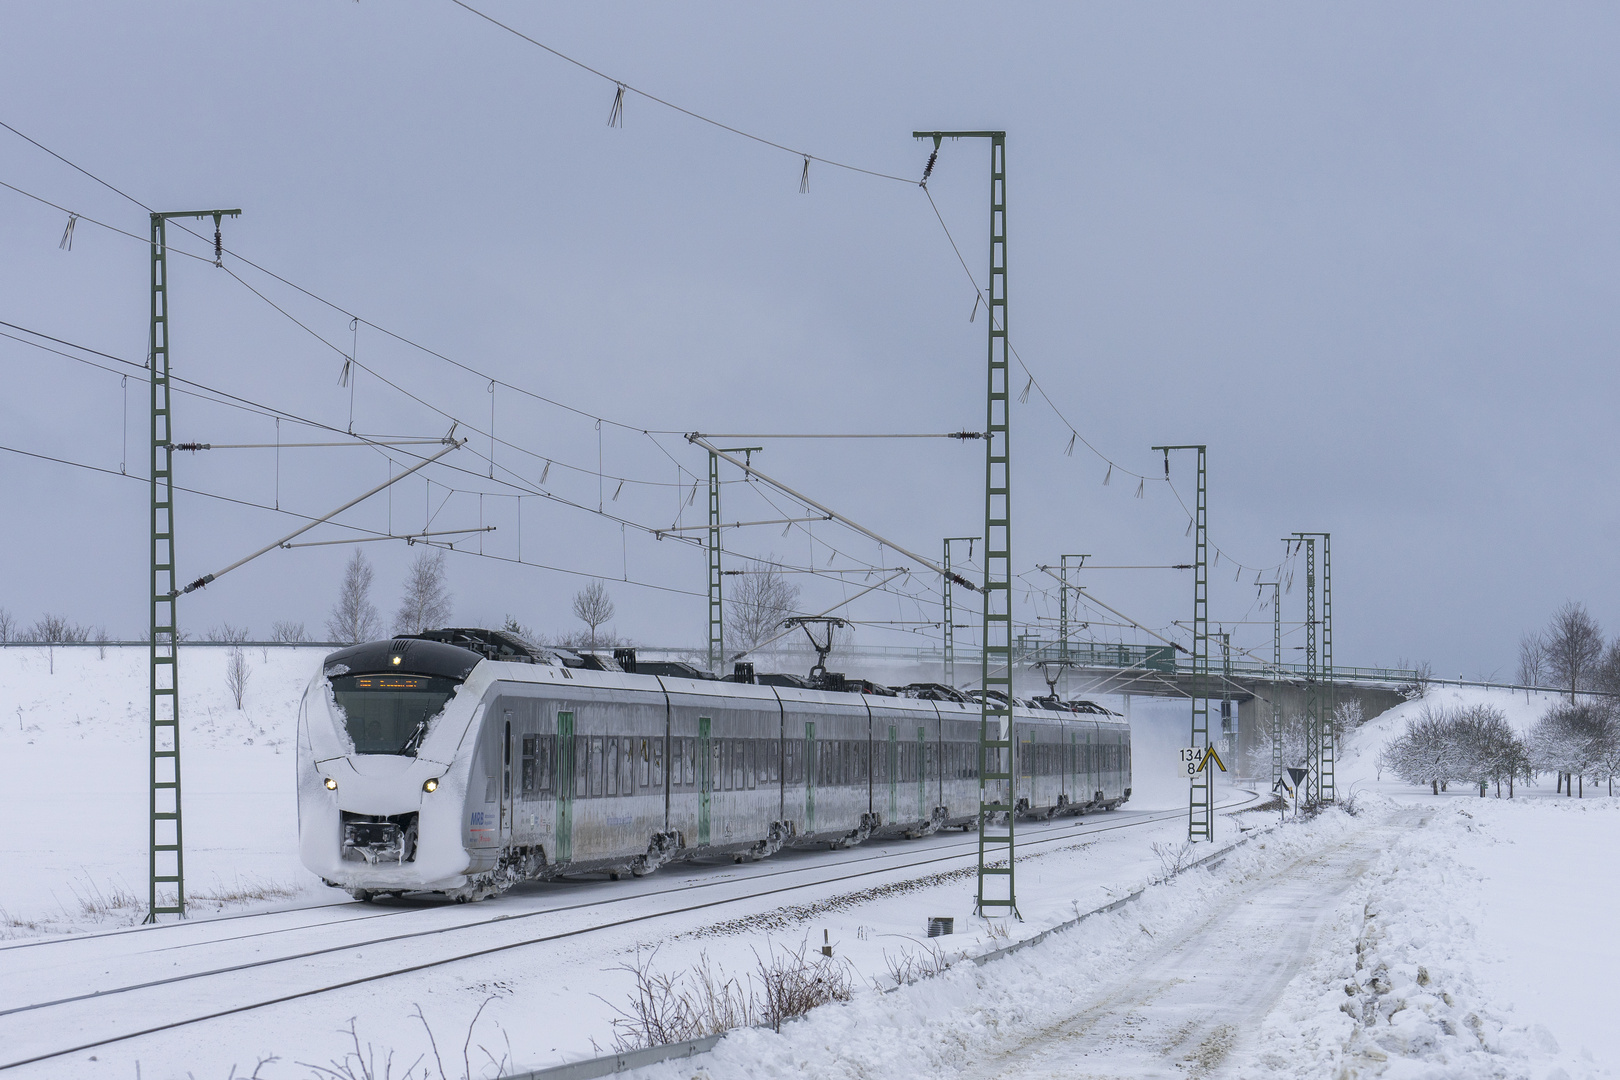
347;888;375;903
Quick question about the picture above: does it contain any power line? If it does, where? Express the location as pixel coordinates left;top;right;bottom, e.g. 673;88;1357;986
0;317;947;616
922;179;1289;578
0;439;716;601
0;120;687;448
444;0;916;186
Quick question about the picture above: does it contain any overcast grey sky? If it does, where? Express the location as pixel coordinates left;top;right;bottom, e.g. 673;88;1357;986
2;2;1617;678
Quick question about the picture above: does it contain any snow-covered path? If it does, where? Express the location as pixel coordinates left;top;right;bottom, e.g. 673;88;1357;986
952;810;1416;1079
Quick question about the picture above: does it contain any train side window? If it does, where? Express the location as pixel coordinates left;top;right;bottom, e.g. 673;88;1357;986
769;739;780;783
784;738;795;784
684;737;695;787
621;736;634;795
576;735;588;798
640;738;650;789
521;734;539;797
606;737;619;797
652;738;664;788
590;736;605;798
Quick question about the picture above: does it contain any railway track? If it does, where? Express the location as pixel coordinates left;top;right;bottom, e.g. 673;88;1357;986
0;790;1259;1072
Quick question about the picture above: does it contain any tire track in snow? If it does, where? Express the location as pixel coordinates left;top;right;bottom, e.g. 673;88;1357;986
951;810;1421;1079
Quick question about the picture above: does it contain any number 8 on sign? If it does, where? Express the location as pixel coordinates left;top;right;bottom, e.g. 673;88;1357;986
1180;746;1201;777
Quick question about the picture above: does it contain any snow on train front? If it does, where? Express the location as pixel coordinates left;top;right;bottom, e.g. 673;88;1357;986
297;635;494;900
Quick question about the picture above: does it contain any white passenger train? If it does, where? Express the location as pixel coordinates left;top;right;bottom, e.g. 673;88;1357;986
297;629;1132;901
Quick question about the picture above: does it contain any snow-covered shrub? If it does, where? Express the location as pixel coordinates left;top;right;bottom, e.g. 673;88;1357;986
753;939;853;1032
1398;659;1434;700
1528;701;1620;795
1383;704;1530;796
1150;840;1197;879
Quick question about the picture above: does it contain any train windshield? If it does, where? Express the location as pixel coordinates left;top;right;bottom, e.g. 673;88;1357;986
330;674;460;755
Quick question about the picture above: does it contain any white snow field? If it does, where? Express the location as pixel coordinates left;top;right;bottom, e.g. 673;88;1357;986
0;647;1613;1079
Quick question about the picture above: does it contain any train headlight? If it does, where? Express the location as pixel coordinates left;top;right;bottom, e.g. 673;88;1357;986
324;777;338;791
423;778;439;793
391;655;402;666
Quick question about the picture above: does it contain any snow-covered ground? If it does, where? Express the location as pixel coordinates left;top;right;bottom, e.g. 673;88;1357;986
653;689;1618;1080
1;649;1613;1079
0;645;319;937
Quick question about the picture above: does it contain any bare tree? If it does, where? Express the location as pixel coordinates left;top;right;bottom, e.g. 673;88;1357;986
1595;640;1620;696
501;615;537;643
571;580;616;650
394;548;454;635
225;646;251;710
326;550;382;644
25;614;89;643
1542;601;1603;701
93;626;110;660
725;558;801;657
269;620;306;643
25;614;89;675
206;623;251;643
1517;632;1547;686
0;608;13;643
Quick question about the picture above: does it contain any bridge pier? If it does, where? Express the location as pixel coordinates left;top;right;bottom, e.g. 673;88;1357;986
1235;683;1406;779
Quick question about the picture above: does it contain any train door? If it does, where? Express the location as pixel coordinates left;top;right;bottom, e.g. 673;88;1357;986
1067;725;1076;806
500;713;513;848
886;724;898;823
916;725;927;822
555;711;575;863
697;716;711;846
804;720;816;832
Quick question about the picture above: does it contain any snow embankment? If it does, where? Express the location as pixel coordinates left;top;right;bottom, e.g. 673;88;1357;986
1335;684;1562;792
1231;794;1612;1079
